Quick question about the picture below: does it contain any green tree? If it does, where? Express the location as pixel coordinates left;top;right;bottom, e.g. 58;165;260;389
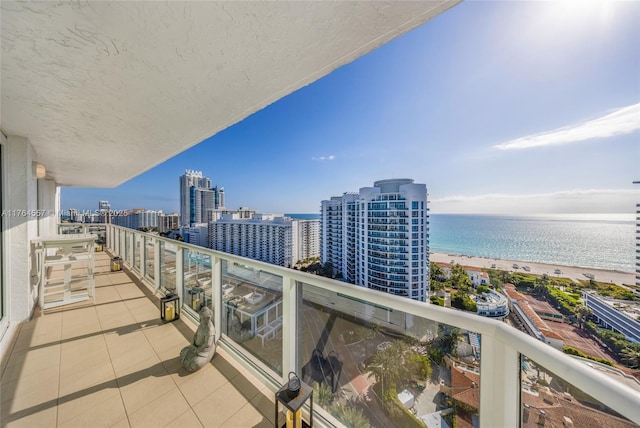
574;305;592;328
451;263;472;297
314;382;334;408
332;401;369;428
430;263;446;282
621;348;640;368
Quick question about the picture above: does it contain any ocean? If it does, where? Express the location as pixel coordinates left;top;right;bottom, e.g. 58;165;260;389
289;213;636;272
428;214;635;273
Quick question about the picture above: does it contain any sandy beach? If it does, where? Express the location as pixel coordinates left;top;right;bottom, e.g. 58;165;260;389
430;252;637;287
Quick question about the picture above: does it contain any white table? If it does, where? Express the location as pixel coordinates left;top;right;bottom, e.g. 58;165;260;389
32;234;97;314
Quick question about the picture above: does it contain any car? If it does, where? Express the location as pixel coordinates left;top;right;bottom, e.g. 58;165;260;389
513;264;519;269
554;269;562;275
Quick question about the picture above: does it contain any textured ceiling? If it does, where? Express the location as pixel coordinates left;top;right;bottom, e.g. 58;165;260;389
1;1;459;187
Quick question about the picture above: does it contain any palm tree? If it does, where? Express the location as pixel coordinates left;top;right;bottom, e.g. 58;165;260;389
574;305;592;328
314;382;334;408
332;401;369;428
620;348;640;368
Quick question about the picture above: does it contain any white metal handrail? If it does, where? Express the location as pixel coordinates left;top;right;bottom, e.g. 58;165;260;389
100;223;640;426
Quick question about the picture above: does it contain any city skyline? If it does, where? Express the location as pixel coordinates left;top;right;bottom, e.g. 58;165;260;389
61;1;640;215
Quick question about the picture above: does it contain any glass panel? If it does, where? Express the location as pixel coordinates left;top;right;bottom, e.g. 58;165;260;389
133;234;140;271
183;250;213;317
123;231;129;263
221;260;283;375
521;355;637;427
145;236;155;280
299;282;481;428
159;241;177;292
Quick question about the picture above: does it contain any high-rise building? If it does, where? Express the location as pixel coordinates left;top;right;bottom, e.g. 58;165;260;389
180;170;211;226
111;209;162;230
208;213;319;267
180;170;225;226
321;178;429;302
98;200;111;223
158;213;181;233
635;181;639;289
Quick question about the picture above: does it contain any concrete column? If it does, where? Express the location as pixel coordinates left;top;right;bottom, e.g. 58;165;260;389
4;136;40;323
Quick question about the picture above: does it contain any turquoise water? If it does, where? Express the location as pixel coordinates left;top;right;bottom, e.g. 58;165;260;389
297;212;635;272
428;214;635;272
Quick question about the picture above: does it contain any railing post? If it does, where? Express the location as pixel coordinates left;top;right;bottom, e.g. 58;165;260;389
479;333;520;427
140;236;146;278
127;232;133;266
176;246;184;301
281;274;299;378
154;239;161;291
212;255;222;342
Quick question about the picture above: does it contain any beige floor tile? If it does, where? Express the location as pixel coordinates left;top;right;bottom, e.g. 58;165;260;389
118;361;176;414
177;364;231;406
57;380;120;422
109;417;131;428
249;388;277;424
191;382;249;428
1;364;60;406
2;343;61;383
220;401;272;428
165;409;203;428
110;342;159;377
58;390;127;428
58;360;115;396
60;336;111;374
2;404;58;428
0;375;59;413
95;286;125;304
128;387;190;428
95;275;113;286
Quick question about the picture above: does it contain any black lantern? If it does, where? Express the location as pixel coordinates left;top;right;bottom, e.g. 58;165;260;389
110;256;122;272
160;292;180;322
274;372;313;428
187;287;205;311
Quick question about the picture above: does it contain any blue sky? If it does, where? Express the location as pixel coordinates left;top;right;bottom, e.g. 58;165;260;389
62;1;640;215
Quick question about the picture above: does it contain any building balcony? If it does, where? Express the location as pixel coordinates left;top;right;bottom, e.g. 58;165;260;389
5;224;639;427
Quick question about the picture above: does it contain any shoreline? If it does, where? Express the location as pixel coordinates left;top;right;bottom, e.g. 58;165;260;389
430;252;636;287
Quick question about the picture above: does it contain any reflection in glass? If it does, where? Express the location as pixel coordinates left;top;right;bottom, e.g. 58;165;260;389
159;241;176;292
520;355;637;427
183;250;213;317
145;237;154;280
300;283;481;428
221;260;283;375
133;234;140;271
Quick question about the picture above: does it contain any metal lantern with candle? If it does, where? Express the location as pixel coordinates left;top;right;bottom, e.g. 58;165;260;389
110;256;122;272
187;282;205;311
160;292;180;322
274;372;313;428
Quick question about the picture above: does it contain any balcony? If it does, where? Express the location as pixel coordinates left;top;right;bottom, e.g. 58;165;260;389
1;251;275;427
5;224;638;427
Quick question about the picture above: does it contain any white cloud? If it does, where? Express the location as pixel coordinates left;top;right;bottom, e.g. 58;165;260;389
430;188;638;215
493;103;640;150
312;155;336;161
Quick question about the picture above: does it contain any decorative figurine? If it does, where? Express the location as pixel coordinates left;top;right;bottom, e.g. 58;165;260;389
180;306;216;372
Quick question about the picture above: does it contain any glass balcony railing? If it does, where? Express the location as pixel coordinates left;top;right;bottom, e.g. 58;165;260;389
103;224;640;427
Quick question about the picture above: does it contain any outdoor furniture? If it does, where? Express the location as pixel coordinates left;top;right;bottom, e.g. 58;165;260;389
32;233;96;314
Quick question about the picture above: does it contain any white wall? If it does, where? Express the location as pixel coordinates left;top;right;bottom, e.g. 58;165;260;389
0;134;58;363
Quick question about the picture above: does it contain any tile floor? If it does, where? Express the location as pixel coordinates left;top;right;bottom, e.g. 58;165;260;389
1;252;276;427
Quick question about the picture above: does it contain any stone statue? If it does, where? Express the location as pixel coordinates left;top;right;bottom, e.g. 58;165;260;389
180;306;216;372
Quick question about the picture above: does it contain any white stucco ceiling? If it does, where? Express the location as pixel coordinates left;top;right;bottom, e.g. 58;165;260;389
1;1;460;187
